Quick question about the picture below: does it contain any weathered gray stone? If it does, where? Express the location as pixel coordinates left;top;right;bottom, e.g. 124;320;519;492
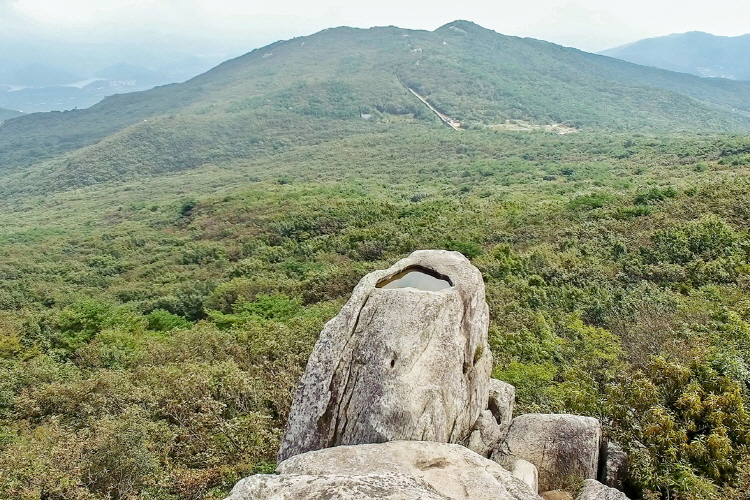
277;441;543;500
577;479;631;500
599;441;627;491
489;378;516;428
467;409;506;457
511;459;539;493
493;414;601;492
279;250;492;461
225;473;446;500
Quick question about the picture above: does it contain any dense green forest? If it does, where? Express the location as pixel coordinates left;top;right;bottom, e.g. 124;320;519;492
2;20;750;500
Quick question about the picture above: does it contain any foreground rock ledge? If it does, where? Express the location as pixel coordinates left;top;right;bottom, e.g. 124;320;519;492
279;250;492;462
226;473;446;500
227;441;542;500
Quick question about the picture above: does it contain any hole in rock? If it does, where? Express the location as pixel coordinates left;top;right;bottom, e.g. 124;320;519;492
376;266;453;291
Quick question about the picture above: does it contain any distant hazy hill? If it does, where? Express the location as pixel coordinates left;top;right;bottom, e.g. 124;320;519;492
3;21;750;193
0;62;199;113
96;63;164;86
0;63;84;87
0;62;171;114
0;108;22;121
0;41;229;112
601;32;750;80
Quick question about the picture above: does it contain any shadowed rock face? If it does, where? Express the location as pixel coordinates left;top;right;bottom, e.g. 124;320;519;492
278;250;492;462
599;441;627;491
489;378;515;429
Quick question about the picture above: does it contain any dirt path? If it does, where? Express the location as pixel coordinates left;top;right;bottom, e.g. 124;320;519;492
406;87;461;130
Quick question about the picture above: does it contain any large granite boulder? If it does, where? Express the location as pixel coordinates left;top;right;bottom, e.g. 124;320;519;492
577;479;631;500
493;414;601;492
275;441;542;500
279;250;492;461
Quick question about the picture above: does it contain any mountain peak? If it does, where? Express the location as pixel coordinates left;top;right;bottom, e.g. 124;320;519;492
436;20;493;34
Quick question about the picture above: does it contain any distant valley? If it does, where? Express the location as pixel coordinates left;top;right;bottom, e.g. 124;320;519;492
0;44;234;112
0;77;149;113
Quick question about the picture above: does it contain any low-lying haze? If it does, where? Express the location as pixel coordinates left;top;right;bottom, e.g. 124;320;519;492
3;0;749;54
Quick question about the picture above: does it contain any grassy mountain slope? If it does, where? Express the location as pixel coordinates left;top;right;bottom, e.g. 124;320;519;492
2;127;750;499
601;31;750;80
400;22;750;129
2;21;750;196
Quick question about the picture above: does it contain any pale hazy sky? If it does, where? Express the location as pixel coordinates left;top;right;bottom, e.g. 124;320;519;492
2;0;749;55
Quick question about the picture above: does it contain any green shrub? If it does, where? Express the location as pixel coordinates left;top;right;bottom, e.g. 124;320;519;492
145;309;191;332
493;361;559;412
646;216;742;265
607;357;750;498
443;239;483;259
207;294;302;328
568;192;614;210
634;186;677;205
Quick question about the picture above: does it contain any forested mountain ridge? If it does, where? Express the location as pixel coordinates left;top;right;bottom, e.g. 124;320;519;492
2;20;750;198
601;31;750;80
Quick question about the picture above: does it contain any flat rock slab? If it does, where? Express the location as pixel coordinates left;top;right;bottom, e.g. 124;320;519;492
276;441;543;500
279;250;492;461
225;473;446;500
